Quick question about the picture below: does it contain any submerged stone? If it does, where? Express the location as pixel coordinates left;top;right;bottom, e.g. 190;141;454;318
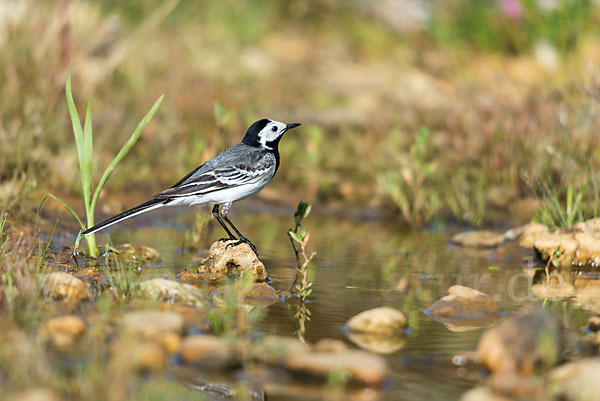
121;310;184;341
179;334;237;370
41;272;90;305
39;315;86;349
198;240;268;281
452;231;504;248
345;331;407;354
345;306;407;335
115;244;161;262
533;274;600;313
476;309;561;375
138;278;205;305
548;359;600;401
425;285;501;330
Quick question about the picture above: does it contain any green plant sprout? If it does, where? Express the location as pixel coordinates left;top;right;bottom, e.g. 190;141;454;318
39;68;163;257
288;201;316;345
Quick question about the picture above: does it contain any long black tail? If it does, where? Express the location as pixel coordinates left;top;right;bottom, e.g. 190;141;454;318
82;198;167;235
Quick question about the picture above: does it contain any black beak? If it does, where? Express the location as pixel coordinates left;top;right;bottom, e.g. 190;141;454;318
285;123;301;131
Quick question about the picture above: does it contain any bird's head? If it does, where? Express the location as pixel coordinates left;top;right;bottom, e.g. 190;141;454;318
242;119;301;150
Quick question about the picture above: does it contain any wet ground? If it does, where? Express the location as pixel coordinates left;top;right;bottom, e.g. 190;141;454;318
73;200;592;400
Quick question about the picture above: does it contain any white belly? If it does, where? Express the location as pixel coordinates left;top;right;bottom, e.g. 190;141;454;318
167;182;269;207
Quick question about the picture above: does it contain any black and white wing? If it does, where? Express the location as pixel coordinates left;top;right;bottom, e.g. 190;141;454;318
153;145;275;199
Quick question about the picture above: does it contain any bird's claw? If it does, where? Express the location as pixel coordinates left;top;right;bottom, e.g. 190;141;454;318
225;238;259;256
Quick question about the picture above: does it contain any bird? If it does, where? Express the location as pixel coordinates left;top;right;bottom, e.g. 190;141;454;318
81;119;301;255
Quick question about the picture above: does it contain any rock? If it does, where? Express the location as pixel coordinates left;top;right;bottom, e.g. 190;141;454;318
501;223;548;247
115;244;161;262
121;310;184;342
138;278;205;305
198;240;268;281
588;316;600;332
285;347;388;385
345;331;407;354
548;359;600;401
251;336;387;385
313;338;348;354
179;334;236;369
452;231;504;248
425;285;501;330
533;218;600;268
7;389;61;401
41;272;90;305
345;307;407;335
243;283;279;307
533;274;600;313
128;341;167;371
39;315;85;349
477;309;561;375
176;271;226;284
460;387;511;401
251;336;308;365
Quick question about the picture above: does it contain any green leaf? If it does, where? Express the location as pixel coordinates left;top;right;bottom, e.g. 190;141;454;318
90;95;163;215
289;231;302;243
37;193;85;230
488;265;501;271
65;67;85;177
552;260;560;268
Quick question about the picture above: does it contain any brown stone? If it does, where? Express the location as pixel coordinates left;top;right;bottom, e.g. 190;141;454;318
41;272;90;305
115;244;161;262
588;316;600;332
121;310;184;340
138;278;205;305
452;231;504;248
179;334;236;369
345;307;407;335
425;285;501;329
548;359;600;401
198;240;268;281
477;309;561;375
39;315;86;349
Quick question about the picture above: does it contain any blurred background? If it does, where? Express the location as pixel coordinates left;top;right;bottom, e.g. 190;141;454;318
1;0;600;228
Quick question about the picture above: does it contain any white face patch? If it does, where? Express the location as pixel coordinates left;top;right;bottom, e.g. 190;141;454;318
258;120;287;150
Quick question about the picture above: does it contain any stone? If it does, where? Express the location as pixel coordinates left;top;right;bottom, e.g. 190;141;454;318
179;334;236;369
121;310;184;341
243;283;279;307
533;275;600;313
198;240;268;281
345;331;407;354
41;272;90;305
115;244;161;262
39;315;85;349
425;285;501;329
138;278;205;305
285;348;388;385
251;335;308;365
501;223;548;247
548;359;600;401
460;387;511;401
176;271;225;284
345;307;407;335
477;309;561;375
532;218;600;268
129;341;167;371
588;316;600;332
452;231;504;248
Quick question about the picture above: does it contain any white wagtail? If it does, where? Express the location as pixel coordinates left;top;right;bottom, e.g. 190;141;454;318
82;119;301;255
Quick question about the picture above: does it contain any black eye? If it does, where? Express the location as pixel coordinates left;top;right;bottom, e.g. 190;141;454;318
271;126;278;132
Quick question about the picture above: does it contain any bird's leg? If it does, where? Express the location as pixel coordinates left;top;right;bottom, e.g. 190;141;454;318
212;204;236;241
220;204;259;256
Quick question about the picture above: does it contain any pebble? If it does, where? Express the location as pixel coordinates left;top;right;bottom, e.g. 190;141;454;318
198;240;268;281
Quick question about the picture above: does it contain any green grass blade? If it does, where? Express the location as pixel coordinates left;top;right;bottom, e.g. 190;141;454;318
37;193;85;230
65;67;85;175
83;102;94;221
90;95;163;213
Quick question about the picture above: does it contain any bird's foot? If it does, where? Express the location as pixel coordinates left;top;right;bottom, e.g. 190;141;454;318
226;237;259;256
218;237;237;243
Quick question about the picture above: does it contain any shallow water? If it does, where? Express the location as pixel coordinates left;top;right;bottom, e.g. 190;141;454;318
95;201;591;400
